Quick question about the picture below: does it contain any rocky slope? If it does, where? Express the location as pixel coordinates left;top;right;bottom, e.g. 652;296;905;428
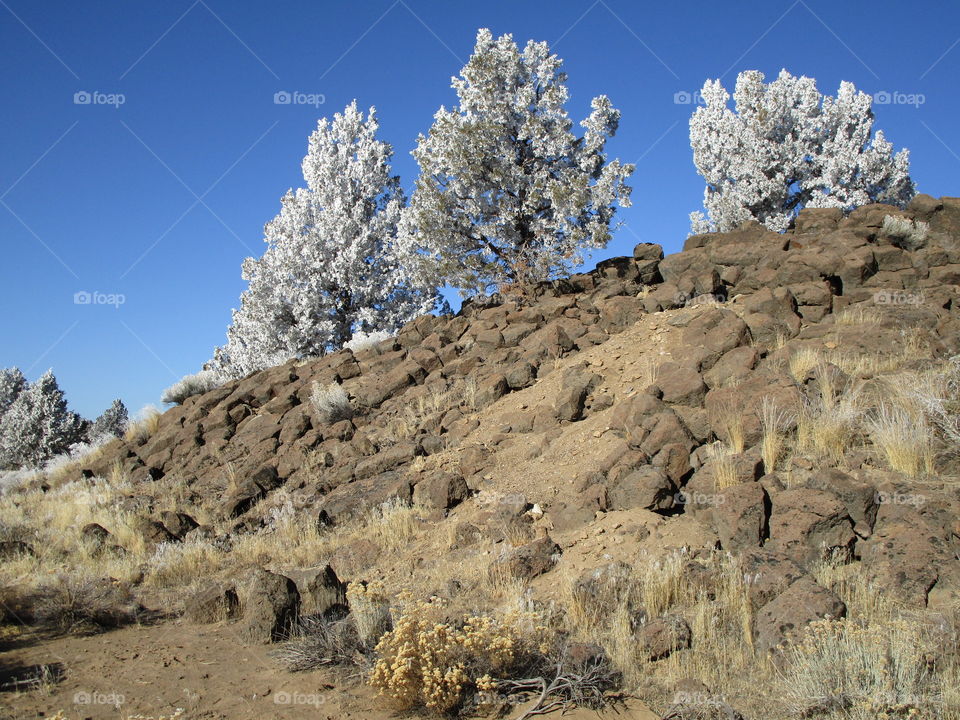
56;194;960;715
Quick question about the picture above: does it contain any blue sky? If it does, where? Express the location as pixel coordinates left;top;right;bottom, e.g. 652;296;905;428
1;0;958;420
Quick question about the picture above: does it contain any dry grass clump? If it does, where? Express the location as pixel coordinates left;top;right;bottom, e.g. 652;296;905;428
907;355;960;452
714;401;745;454
160;369;224;405
774;617;942;718
759;396;792;472
561;551;755;695
124;406;162;444
834;305;883;326
782;557;959;719
788;345;821;383
347;580;392;648
883;214;930;250
311;381;353;423
709;443;740;491
20;571;141;632
144;539;225;588
369;591;555;714
274;613;366;672
365;498;422;552
796;368;862;464
866;404;935;477
381;377;480;443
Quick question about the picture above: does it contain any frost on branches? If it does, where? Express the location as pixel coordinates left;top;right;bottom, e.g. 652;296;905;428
0;367;26;419
689;69;915;234
400;28;634;297
211;102;443;379
0;370;87;469
91;398;129;440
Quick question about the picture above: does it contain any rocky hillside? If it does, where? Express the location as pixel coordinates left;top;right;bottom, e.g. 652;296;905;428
32;194;960;717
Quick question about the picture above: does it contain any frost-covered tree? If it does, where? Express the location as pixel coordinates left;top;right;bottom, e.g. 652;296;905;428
91;398;128;440
400;28;634;297
211;101;442;379
0;367;27;419
689;69;915;234
0;370;87;469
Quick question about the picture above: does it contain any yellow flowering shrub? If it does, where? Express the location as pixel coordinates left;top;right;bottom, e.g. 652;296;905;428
369;592;553;714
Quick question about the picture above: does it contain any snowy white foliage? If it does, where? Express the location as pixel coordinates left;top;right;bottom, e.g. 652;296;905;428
0;367;26;419
689;69;915;234
343;328;394;353
400;28;635;297
161;370;225;405
91;398;128;440
211;102;442;379
0;370;87;469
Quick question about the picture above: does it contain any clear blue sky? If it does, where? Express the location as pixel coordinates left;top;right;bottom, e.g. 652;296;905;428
2;0;958;420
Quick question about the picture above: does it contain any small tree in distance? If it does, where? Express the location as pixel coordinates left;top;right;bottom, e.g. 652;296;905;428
689;69;915;234
211;101;443;379
0;370;87;469
400;28;634;298
91;398;129;440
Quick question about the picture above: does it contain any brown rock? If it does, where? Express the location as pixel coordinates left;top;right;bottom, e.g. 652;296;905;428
489;536;561;582
637;616;692;660
754;577;845;652
185;582;240;624
767;489;856;568
283;565;346;617
608;467;675;512
412;473;469;511
236;569;300;644
655;363;707;406
706;481;769;551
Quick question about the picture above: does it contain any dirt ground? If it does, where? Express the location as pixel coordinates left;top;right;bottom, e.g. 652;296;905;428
0;620;658;720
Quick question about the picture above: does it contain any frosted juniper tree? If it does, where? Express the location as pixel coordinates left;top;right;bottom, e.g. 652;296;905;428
91;398;129;440
212;102;442;379
0;370;87;469
0;367;26;418
400;28;634;297
689;69;915;234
